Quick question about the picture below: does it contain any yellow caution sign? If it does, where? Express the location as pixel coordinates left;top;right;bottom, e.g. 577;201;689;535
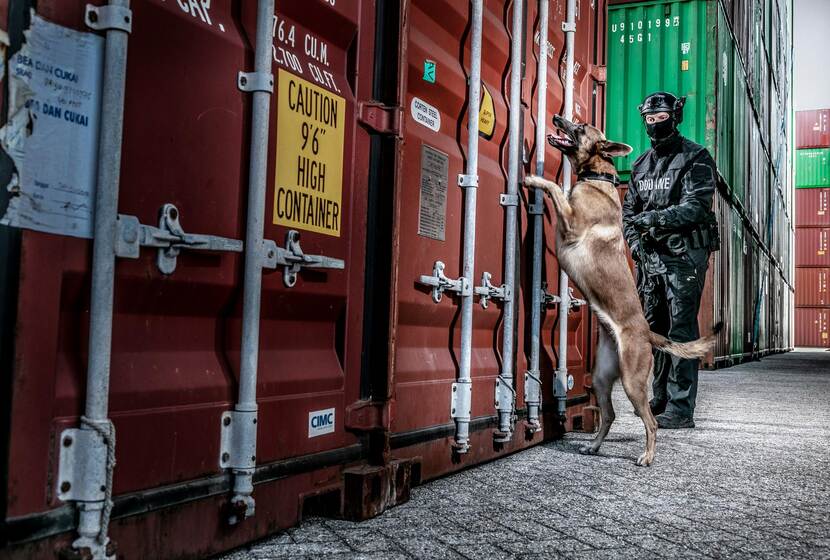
478;84;496;140
273;69;345;237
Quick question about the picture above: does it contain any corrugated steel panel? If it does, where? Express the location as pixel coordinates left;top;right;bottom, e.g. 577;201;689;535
716;5;734;188
732;57;749;206
796;227;830;267
795;188;830;227
606;0;715;177
795;148;830;188
795;307;830;348
389;0;602;446
795;268;830;306
609;0;793;364
796;109;830;149
4;0;377;556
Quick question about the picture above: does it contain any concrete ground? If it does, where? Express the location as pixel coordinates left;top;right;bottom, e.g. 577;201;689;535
218;349;830;560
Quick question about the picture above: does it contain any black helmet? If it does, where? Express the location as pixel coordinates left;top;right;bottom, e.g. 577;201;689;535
638;91;686;124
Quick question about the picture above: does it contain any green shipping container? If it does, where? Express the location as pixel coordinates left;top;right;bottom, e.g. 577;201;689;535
607;0;793;363
606;0;779;200
795;148;830;188
606;0;717;178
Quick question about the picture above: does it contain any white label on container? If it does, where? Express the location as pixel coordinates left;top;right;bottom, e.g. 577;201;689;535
0;15;104;239
410;96;441;132
308;408;335;438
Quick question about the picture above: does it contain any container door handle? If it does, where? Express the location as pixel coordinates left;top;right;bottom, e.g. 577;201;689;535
115;203;243;274
262;229;345;287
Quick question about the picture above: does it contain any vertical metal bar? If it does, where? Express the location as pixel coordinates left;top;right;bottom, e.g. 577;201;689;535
494;0;524;441
525;0;549;433
455;0;484;453
555;0;577;418
76;1;130;557
231;0;275;518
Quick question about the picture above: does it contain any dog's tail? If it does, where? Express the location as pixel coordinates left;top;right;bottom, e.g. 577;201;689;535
648;322;723;359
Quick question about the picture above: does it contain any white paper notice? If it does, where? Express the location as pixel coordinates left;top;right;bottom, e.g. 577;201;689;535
0;15;103;238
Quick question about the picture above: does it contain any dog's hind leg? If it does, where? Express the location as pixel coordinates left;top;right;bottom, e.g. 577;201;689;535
619;339;657;467
582;325;619;455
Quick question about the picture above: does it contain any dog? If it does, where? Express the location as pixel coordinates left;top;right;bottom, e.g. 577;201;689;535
524;115;718;467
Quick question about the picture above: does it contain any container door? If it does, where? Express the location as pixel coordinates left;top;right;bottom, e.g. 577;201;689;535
389;0;512;439
5;0;371;525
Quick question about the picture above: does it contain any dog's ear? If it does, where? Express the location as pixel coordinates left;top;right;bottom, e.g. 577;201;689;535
599;141;633;158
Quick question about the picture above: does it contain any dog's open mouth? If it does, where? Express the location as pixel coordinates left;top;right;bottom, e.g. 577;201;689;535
547;129;575;149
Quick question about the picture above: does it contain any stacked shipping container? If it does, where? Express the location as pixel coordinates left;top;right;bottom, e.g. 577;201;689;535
795;109;830;347
0;1;612;558
606;0;795;365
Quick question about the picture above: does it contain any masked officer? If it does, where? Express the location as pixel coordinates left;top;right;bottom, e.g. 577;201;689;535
622;91;719;429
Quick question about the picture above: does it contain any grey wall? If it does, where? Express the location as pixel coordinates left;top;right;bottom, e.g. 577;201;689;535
794;0;830;110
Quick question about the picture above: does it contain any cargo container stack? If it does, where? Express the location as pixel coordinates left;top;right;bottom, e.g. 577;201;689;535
794;109;830;347
606;0;795;365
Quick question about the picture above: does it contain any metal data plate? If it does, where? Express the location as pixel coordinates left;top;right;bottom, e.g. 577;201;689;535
417;145;449;241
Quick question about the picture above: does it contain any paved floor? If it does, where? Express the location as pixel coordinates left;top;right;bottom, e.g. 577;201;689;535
218;350;830;559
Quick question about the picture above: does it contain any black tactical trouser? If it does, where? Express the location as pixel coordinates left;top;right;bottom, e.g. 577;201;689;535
637;250;708;418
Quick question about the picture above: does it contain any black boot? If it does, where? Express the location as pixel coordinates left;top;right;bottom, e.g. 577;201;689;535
655;412;695;429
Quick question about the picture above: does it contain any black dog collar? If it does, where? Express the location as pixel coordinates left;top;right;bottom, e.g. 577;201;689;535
577;171;620;186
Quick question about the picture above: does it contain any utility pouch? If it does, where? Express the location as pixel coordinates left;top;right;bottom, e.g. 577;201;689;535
690;229;703;249
665;233;687;255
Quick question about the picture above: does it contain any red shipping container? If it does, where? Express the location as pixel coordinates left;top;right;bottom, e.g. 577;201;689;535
795;268;830;306
796;227;830;267
795;307;830;348
796;109;830;149
1;1;608;558
796;188;830;227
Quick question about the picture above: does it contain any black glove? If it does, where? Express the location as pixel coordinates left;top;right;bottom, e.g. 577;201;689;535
631;211;660;231
630;241;642;262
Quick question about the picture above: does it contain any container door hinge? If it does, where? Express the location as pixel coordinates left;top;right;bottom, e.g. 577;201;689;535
528;202;545;215
591;64;607;84
568;286;588;311
85;4;132;33
562;21;576;32
261;230;345;287
418;260;472;303
475;271;510;309
115;204;243;274
358;101;402;136
219;410;258;471
345;400;388;432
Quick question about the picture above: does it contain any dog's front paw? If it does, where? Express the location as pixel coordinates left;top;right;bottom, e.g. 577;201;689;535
635;453;653;467
579;445;598;455
523;175;557;192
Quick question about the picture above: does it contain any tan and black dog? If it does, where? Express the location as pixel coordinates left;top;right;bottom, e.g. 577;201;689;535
524;115;718;467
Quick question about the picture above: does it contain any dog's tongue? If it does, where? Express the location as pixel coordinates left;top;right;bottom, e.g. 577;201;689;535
550;131;572;145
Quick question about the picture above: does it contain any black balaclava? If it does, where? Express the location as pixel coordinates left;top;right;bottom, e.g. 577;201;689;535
639;91;686;147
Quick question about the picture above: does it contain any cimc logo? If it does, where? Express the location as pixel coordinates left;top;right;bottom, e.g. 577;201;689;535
308;408;336;438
